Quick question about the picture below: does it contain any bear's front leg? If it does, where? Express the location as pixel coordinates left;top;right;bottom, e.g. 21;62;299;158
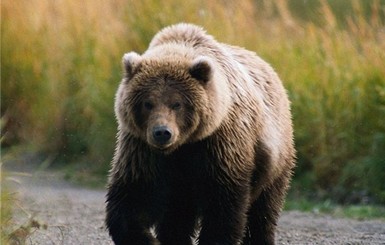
106;181;160;245
156;190;197;245
198;180;250;245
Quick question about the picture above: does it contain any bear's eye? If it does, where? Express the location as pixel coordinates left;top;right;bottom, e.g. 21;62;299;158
143;101;154;110
171;102;181;110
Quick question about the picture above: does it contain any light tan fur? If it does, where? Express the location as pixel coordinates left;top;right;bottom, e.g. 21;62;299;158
116;23;295;186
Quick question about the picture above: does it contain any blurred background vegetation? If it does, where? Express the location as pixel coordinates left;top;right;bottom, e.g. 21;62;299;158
2;0;385;205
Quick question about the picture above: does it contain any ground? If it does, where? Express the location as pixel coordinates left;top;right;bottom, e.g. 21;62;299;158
3;160;385;245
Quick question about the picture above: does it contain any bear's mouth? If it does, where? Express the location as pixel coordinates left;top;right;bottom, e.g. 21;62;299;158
148;136;175;150
152;142;172;150
150;142;177;155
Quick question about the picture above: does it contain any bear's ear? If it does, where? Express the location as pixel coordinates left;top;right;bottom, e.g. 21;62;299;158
189;56;213;84
122;52;142;79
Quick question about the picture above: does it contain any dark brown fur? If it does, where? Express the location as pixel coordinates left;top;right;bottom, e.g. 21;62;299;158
106;23;295;245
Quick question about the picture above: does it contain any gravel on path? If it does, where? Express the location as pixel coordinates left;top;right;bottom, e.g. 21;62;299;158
4;167;385;245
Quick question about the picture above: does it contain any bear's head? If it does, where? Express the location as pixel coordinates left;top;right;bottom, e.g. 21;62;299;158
115;51;231;154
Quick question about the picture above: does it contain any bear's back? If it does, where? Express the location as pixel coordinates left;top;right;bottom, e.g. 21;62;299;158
149;23;216;50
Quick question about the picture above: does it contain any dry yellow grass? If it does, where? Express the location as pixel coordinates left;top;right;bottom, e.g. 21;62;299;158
2;0;385;202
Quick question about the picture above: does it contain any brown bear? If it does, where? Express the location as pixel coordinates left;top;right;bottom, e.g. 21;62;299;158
106;23;295;245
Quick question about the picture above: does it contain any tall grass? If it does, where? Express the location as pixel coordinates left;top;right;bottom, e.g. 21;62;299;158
2;0;385;203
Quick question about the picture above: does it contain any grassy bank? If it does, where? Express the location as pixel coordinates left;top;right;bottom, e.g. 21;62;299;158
285;197;385;220
2;0;385;204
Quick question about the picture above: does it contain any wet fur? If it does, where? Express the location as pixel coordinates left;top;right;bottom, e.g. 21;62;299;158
106;23;295;245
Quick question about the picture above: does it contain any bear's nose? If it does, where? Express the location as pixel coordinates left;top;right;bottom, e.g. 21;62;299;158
152;126;172;145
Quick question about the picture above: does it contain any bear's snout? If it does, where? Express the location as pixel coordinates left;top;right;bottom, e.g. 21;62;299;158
152;125;173;146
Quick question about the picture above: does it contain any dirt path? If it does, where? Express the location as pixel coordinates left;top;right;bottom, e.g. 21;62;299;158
4;167;385;245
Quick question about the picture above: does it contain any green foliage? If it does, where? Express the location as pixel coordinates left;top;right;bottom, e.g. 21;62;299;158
338;204;385;220
285;197;385;220
2;0;385;204
340;133;385;203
